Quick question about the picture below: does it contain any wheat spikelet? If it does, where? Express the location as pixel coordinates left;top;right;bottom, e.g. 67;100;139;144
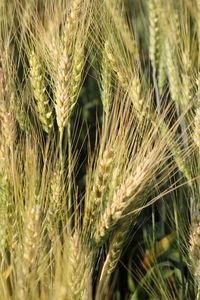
69;42;84;109
67;232;92;300
64;0;82;53
10;92;30;134
93;148;114;205
0;67;18;262
102;223;128;280
105;40;127;87
93;156;153;247
104;0;138;57
96;222;131;299
93;174;136;246
55;54;72;130
181;50;193;111
56;229;92;300
0;65;5;100
47;162;64;241
129;75;144;113
159;121;191;180
6;194;18;260
173;10;181;47
0;65;16;151
158;45;167;95
101;45;112;114
149;0;160;69
193;108;200;149
55;0;82;131
83;148;114;234
2;146;19;251
22;204;40;277
29;51;54;133
0;100;16;150
15;204;40;299
165;38;181;108
105;40;143;114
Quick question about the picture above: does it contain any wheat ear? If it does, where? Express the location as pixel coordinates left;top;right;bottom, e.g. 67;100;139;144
47;162;64;241
101;45;112;115
29;51;54;133
96;222;130;300
83;148;114;235
165;37;181;108
149;0;160;69
22;204;40;278
55;0;82;132
0;64;16;151
104;0;138;57
158;45;166;95
105;41;143;113
93;174;138;246
57;229;92;300
181;50;193;112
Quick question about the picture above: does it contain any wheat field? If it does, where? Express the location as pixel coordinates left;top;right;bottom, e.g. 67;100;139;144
0;0;200;299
